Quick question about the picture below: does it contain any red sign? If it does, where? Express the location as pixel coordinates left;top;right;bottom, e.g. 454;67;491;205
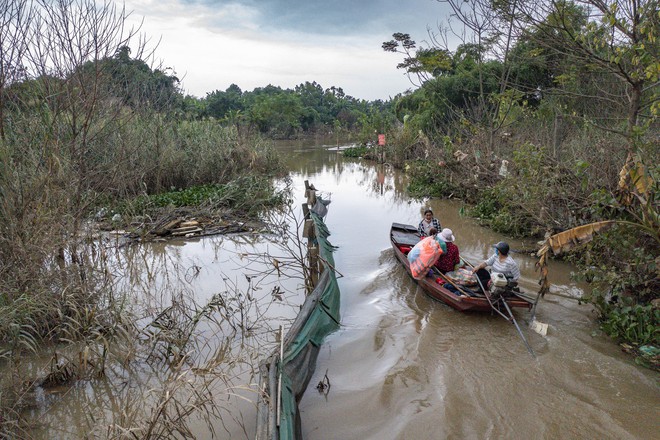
378;134;386;146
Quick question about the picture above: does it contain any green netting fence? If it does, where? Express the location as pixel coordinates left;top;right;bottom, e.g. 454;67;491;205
256;209;340;440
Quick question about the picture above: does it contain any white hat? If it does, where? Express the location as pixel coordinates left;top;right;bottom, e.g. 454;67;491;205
439;228;455;242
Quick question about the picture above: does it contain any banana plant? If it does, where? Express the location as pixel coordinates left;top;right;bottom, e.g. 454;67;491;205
536;151;658;299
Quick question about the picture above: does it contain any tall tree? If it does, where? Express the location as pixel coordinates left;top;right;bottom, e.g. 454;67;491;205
83;45;181;111
516;0;660;145
206;84;244;119
382;33;454;86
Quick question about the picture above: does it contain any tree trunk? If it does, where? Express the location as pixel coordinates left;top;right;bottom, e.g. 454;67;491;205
627;81;642;149
553;113;563;160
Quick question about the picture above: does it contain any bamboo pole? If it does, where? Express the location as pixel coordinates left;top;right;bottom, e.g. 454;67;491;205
309;245;319;287
276;325;284;427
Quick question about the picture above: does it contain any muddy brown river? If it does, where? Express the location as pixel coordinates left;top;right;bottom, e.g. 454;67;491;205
22;139;658;439
276;140;658;440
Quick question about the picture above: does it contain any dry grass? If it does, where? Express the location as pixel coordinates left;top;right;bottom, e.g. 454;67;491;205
0;205;310;439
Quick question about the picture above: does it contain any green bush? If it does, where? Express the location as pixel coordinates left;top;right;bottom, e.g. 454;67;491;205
468;188;501;219
406;160;462;198
598;300;659;346
569;226;659;302
564;223;659;360
341;146;370;158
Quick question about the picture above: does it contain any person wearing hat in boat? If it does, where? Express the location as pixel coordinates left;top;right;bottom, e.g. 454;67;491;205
418;209;441;237
471;241;520;282
434;228;460;274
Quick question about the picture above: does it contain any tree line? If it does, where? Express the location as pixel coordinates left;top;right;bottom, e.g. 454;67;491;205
184;82;395;140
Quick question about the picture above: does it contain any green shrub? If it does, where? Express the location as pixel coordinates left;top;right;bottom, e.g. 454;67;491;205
341;146;369;158
598;300;659;346
468;188;501;219
569;226;659;302
406;160;462;198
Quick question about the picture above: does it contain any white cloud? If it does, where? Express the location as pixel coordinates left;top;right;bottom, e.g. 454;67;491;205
120;0;429;100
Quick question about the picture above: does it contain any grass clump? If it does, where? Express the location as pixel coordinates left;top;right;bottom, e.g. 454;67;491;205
341;145;370;158
406;160;465;199
117;175;288;219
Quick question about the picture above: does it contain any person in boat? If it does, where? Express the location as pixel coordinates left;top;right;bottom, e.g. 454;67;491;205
407;227;446;279
418;209;441;237
434;228;460;274
471;241;520;283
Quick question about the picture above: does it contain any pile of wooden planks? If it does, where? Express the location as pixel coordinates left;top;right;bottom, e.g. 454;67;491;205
152;219;204;237
147;215;252;240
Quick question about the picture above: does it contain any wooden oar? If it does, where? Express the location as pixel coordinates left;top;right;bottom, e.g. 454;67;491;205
430;267;470;297
501;299;536;357
460;257;474;269
463;257;547;337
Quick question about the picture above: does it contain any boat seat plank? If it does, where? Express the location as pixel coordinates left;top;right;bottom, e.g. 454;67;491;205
391;223;421;247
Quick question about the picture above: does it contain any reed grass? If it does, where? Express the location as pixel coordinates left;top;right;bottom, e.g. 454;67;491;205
0;202;311;438
0;106;286;439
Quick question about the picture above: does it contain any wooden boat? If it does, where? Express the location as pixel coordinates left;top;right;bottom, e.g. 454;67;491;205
390;222;534;312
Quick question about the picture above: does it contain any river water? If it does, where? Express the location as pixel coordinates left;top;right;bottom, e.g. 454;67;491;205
20;139;658;439
274;140;658;440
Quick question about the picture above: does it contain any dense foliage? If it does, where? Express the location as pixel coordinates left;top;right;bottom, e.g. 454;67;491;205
381;0;659;354
182;81;398;140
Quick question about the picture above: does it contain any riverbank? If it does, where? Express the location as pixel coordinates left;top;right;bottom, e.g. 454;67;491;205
341;142;659;369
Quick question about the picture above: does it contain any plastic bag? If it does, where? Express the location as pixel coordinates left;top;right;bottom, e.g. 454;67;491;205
407;236;445;279
311;196;331;218
445;267;478;286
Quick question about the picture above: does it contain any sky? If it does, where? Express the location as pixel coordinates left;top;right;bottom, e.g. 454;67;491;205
120;0;453;101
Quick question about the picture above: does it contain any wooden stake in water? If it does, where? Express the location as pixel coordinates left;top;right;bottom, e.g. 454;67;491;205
276;325;284;427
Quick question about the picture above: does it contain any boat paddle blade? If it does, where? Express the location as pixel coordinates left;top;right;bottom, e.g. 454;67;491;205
530;319;548;336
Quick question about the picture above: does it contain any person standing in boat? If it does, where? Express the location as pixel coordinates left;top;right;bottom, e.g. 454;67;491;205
434;228;460;273
471;241;520;282
418;209;441;237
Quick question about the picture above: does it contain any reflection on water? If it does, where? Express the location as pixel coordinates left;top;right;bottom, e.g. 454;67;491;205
277;142;657;440
23;229;308;439
22;139;658;439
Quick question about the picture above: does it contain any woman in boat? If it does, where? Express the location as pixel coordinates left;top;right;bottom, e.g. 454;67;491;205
434;228;460;274
471;241;520;282
418;209;441;237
